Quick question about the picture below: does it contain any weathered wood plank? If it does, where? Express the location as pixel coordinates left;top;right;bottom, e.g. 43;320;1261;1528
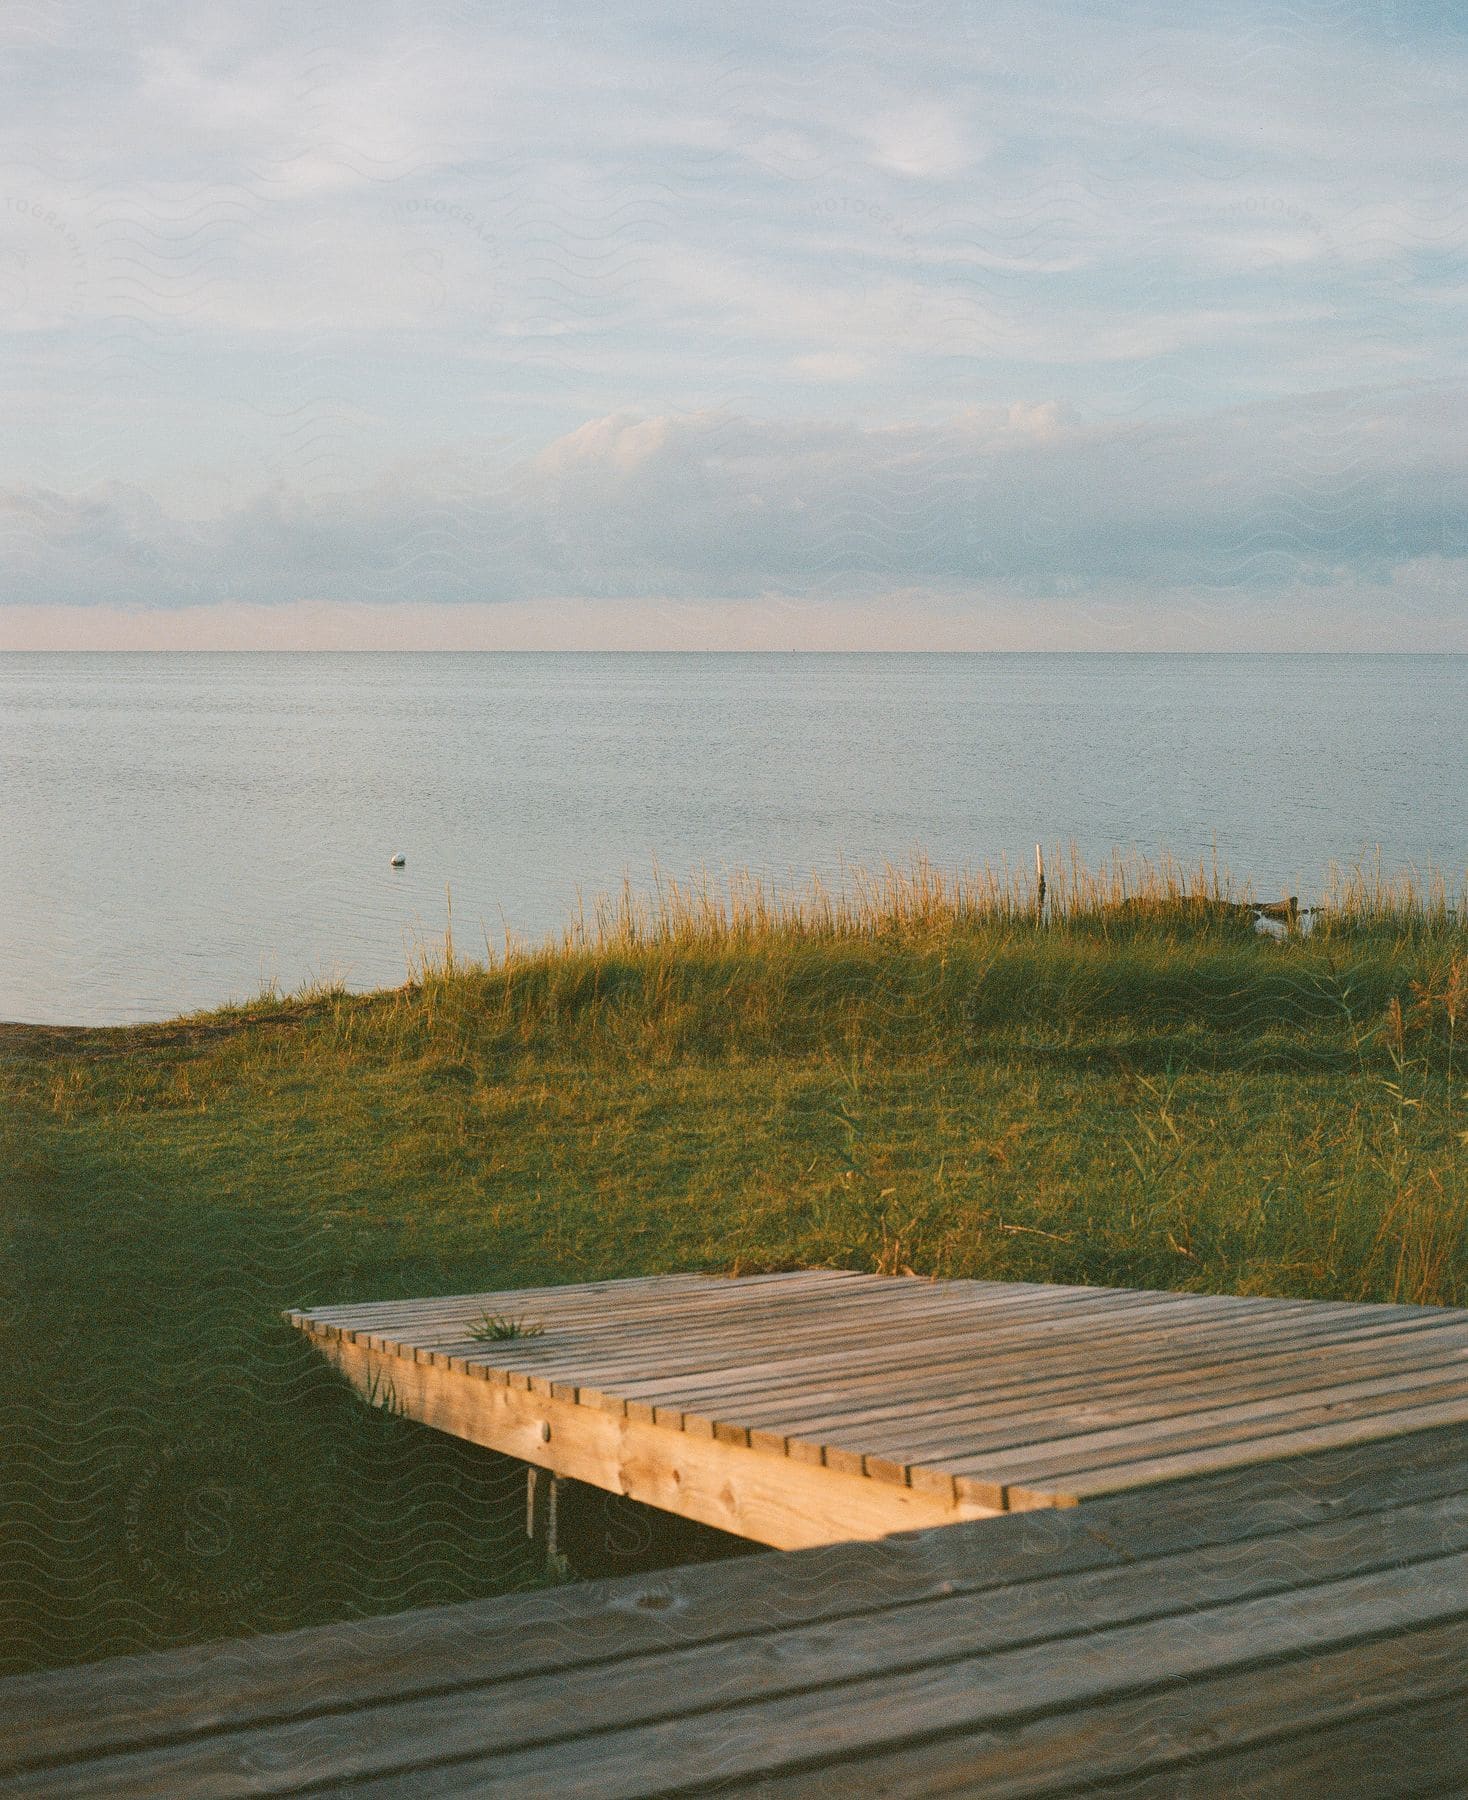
14;1490;1468;1799
748;1623;1468;1797
742;1318;1468;1469
299;1276;1391;1371
1000;1392;1468;1507
620;1295;1334;1418
290;1273;1468;1541
1113;1685;1468;1800
777;1321;1468;1474
326;1276;912;1360
848;1342;1468;1485
324;1280;1058;1377
625;1306;1412;1441
293;1267;860;1322
323;1334;993;1546
5;1424;1467;1781
337;1551;1468;1797
617;1301;1444;1426
373;1279;1161;1375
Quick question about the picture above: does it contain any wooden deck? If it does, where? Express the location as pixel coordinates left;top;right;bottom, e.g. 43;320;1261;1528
3;1423;1467;1794
287;1272;1468;1544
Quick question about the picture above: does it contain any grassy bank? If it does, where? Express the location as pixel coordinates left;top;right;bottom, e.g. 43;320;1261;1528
4;854;1467;1674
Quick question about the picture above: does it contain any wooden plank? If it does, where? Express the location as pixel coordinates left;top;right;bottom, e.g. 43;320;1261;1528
621;1300;1362;1431
445;1298;1017;1399
294;1276;1434;1357
6;1424;1467;1778
296;1271;1092;1330
295;1285;1450;1441
289;1273;1468;1542
845;1333;1468;1485
287;1272;741;1330
11;1269;1468;1798
293;1267;863;1322
922;1364;1468;1490
1114;1686;1468;1800
313;1269;943;1334
328;1288;1209;1417
293;1272;887;1353
777;1321;1468;1473
18;1489;1468;1798
1000;1392;1468;1508
321;1334;994;1546
337;1549;1468;1797
629;1294;1444;1420
433;1294;1258;1440
296;1275;1403;1338
300;1274;1342;1365
410;1277;1167;1370
750;1624;1468;1798
743;1316;1468;1466
736;1335;1468;1472
319;1274;906;1358
0;1517;1091;1773
328;1277;1043;1372
501;1286;1155;1398
618;1296;1331;1418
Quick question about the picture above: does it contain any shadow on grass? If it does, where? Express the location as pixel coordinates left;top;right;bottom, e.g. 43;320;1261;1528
0;1138;540;1677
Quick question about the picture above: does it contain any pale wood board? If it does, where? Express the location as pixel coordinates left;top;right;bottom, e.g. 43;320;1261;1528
4;1425;1468;1796
6;1424;1467;1776
12;1491;1468;1798
289;1273;1468;1532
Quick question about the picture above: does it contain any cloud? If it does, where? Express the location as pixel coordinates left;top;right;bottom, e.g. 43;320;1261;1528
864;103;981;179
1;0;1465;641
3;385;1463;617
789;351;870;381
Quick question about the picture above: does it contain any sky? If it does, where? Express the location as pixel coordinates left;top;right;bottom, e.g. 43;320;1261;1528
1;0;1465;649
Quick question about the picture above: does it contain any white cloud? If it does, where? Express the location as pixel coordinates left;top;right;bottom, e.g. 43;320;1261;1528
1;0;1465;638
3;386;1463;617
865;103;980;179
789;351;869;380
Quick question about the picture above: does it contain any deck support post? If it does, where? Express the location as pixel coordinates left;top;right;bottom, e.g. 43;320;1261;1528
526;1466;562;1570
528;1467;638;1575
525;1463;746;1578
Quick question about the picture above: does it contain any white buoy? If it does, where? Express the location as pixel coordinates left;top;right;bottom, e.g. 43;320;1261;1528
390;852;406;868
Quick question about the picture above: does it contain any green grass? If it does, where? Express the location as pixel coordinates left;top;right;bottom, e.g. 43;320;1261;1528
467;1313;546;1342
3;852;1467;1674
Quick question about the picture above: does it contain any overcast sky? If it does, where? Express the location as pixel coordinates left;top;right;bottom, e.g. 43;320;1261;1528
2;1;1464;648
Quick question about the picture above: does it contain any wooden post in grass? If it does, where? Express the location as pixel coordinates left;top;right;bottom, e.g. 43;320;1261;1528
1035;843;1046;924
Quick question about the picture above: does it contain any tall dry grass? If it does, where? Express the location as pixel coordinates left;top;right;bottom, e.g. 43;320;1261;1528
353;848;1468;1085
454;847;1462;968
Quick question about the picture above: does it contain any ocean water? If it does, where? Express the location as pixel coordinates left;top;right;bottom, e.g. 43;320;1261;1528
2;651;1465;1026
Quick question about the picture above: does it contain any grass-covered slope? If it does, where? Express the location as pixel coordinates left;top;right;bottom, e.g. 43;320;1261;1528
3;855;1466;1673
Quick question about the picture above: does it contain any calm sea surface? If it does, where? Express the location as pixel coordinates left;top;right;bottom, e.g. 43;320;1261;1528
3;652;1465;1025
